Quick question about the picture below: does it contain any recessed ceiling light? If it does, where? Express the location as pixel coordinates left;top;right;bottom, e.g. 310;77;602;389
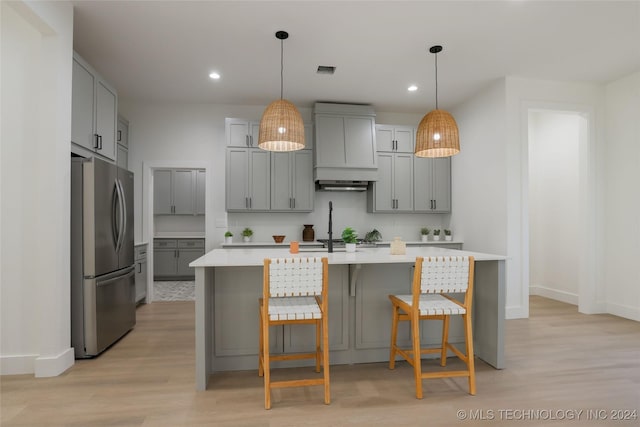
209;72;221;80
408;85;418;92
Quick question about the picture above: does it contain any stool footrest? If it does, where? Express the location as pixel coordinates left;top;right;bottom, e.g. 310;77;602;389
271;378;325;388
270;352;317;362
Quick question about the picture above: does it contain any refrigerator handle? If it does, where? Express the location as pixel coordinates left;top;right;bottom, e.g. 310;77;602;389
117;179;127;253
115;179;126;253
111;182;120;251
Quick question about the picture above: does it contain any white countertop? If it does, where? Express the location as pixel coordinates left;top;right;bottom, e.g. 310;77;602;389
191;246;505;268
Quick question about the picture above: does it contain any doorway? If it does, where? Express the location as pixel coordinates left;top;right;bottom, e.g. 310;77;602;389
525;107;598;313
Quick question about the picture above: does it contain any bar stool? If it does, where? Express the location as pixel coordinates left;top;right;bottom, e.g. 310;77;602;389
388;256;476;398
258;257;330;409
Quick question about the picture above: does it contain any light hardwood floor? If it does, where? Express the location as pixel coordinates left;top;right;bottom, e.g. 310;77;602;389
2;296;639;426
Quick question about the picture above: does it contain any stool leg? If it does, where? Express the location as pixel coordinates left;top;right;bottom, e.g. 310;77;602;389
322;313;331;405
315;318;321;373
440;315;450;367
464;312;476;395
389;304;399;369
263;313;271;409
411;312;423;399
258;306;264;377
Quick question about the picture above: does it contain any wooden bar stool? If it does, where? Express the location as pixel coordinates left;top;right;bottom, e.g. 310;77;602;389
388;256;476;398
258;257;330;409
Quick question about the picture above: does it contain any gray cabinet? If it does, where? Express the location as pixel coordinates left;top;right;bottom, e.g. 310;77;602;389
270;150;313;212
135;244;147;304
226;148;270;211
153;239;204;280
116;116;129;170
313;103;377;181
154;169;205;215
225;118;260;147
368;153;414;212
414;157;451;213
375;125;414;153
71;52;117;161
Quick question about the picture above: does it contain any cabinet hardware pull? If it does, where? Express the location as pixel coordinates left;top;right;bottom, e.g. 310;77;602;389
245;135;249;147
94;134;99;149
249;197;252;208
433;200;436;210
138;263;142;273
98;135;103;150
293;198;295;209
249;135;253;146
117;130;122;142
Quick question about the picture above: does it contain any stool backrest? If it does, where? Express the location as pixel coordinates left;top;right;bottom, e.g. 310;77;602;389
266;257;326;297
418;256;472;294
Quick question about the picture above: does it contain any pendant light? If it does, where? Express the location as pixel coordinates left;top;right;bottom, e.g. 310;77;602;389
415;45;460;158
258;31;305;152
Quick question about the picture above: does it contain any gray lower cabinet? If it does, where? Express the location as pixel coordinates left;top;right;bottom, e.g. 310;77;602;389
153;239;204;280
354;264;465;353
270;150;313;212
368;152;414;212
212;265;349;370
414;157;451;213
134;244;147;303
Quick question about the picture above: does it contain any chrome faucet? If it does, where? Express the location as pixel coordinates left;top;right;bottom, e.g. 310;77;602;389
328;201;333;253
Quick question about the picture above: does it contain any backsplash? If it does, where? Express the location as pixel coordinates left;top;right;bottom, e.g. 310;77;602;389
225;191;449;243
155;215;205;235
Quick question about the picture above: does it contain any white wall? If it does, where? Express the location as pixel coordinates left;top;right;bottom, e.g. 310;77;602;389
528;111;582;304
604;72;640;321
1;0;74;376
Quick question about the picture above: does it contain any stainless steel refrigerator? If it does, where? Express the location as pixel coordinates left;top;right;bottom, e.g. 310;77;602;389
71;156;135;358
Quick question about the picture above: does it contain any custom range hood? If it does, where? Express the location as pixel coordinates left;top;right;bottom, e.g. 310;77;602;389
313;103;378;191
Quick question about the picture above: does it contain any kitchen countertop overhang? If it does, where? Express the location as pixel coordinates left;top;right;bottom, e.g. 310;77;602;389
191;246;505;268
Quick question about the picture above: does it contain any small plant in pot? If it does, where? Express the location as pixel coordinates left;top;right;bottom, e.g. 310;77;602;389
241;227;253;243
444;229;452;241
420;227;430;242
432;229;441;241
364;229;382;243
224;231;233;244
341;227;358;253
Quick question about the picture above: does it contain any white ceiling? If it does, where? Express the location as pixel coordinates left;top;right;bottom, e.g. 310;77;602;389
71;1;640;113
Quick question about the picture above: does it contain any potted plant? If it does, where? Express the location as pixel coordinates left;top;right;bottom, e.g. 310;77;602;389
241;227;253;243
432;229;441;241
444;229;452;241
224;231;233;244
420;227;430;242
342;227;358;253
364;229;382;243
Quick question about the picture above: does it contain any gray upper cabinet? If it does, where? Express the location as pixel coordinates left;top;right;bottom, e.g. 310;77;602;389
154;169;205;215
414;157;451;213
368;153;414;212
271;150;313;212
375;125;414;153
226;148;270;211
117;116;129;148
116;116;129;170
313;103;377;181
71;52;117;161
226;118;260;147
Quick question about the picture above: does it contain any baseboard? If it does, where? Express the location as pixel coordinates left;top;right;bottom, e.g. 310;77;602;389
505;305;527;319
529;285;578;306
606;302;640;322
34;347;75;377
0;353;37;375
1;348;74;377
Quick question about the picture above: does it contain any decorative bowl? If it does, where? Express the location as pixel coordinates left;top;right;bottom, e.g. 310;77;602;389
272;235;285;244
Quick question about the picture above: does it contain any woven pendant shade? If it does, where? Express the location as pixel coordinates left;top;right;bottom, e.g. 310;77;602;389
415;109;460;157
258;99;305;151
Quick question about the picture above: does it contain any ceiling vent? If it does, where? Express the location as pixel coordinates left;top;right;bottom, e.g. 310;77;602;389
317;66;336;75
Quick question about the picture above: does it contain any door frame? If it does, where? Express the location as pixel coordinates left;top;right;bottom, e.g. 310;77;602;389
142;160;208;302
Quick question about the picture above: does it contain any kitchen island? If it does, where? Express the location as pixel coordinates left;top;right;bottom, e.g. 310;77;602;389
191;247;506;391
